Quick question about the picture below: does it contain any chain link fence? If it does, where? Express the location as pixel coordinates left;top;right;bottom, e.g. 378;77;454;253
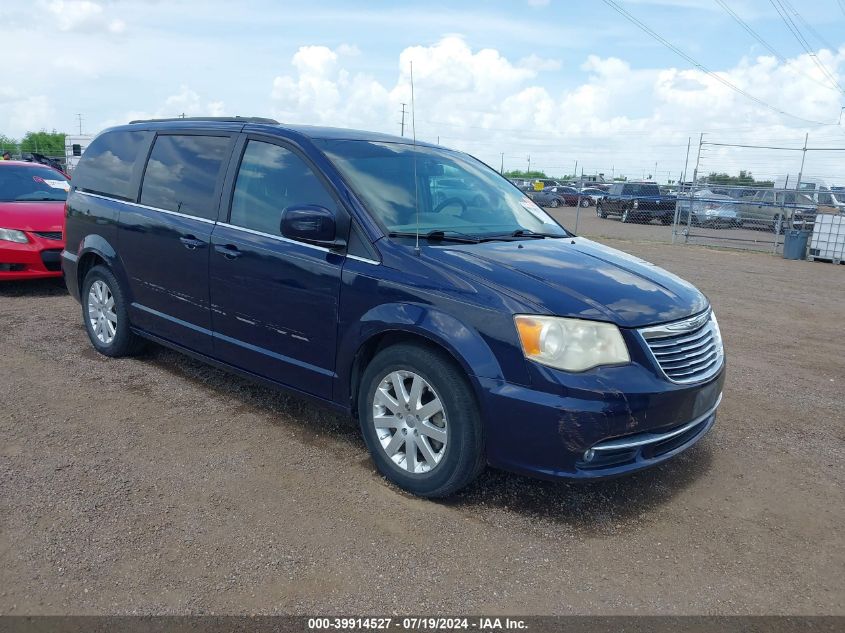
672;137;844;255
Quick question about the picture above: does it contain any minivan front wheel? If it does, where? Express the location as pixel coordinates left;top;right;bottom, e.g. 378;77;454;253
82;265;144;357
358;343;484;497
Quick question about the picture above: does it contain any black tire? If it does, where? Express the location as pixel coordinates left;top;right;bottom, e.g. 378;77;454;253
81;265;145;357
660;214;672;225
549;198;560;208
579;197;590;208
358;343;485;498
597;203;607;219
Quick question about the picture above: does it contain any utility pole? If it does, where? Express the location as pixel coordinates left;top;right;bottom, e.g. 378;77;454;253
527;155;531;174
500;153;504;174
795;132;808;193
573;160;578;180
784;131;810;251
76;113;83;135
399;103;407;137
685;133;704;243
673;136;692;245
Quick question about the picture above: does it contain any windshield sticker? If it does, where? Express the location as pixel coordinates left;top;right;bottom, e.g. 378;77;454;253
33;176;70;191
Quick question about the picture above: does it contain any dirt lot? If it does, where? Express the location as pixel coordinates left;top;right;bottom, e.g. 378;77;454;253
1;239;843;615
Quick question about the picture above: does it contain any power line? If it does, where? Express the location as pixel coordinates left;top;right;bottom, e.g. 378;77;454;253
599;0;838;125
713;0;838;93
767;0;845;94
715;0;785;62
780;0;836;52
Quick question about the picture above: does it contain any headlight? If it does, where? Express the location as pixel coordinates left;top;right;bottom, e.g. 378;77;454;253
514;315;630;372
710;311;723;355
0;228;28;243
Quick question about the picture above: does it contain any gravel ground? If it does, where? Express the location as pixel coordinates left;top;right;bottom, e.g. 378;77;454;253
0;238;843;615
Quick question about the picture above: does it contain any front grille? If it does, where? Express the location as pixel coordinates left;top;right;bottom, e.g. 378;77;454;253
639;310;723;384
34;231;63;241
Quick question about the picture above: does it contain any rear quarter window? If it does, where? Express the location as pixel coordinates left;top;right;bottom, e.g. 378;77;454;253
640;184;660;196
72;130;152;200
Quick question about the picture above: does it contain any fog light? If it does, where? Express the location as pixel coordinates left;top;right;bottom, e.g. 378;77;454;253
583;448;596;462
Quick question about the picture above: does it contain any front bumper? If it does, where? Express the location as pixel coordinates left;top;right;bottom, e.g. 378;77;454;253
478;363;724;480
0;234;64;281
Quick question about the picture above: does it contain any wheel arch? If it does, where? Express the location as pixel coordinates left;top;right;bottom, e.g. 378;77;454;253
341;305;506;417
76;235;127;297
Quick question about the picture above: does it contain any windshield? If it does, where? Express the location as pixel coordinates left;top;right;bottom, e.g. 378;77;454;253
318;140;568;238
0;165;69;202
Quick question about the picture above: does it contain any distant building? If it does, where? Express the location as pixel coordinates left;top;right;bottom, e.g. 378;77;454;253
65;134;93;173
579;174;606;183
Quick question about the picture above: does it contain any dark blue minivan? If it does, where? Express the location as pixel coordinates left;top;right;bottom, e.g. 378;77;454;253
62;117;724;497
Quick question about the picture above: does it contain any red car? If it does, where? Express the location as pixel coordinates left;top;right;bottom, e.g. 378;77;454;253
0;161;69;281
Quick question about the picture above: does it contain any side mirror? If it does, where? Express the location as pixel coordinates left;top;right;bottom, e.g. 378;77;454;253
280;205;345;248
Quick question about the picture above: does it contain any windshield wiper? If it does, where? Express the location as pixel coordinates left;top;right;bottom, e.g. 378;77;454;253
388;230;481;244
507;229;569;239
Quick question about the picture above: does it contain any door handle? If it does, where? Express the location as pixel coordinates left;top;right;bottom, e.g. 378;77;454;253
179;235;205;250
214;243;242;259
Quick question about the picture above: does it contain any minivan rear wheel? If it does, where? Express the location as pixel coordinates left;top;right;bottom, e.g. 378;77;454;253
358;343;484;497
82;265;145;357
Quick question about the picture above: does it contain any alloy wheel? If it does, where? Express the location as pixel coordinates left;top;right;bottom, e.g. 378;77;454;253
87;280;117;345
372;370;448;474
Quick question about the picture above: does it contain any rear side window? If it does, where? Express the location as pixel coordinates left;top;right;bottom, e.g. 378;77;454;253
229;140;336;235
140;135;231;220
72;130;151;200
640;184;660;196
622;184;636;195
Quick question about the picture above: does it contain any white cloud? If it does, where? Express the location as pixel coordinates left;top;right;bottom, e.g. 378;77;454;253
336;44;362;57
41;0;126;34
97;86;227;129
0;90;56;138
268;37;845;180
519;54;562;72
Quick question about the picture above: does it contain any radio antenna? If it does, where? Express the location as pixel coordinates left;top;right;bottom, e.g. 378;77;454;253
411;60;420;256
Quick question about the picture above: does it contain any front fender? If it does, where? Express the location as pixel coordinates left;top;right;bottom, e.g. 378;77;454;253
336;302;508;407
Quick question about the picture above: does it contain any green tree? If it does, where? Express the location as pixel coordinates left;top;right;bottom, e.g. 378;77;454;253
19;130;66;156
504;169;548;179
0;134;19;155
705;170;772;187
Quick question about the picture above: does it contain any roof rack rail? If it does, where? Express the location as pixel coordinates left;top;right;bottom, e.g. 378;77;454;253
129;116;279;125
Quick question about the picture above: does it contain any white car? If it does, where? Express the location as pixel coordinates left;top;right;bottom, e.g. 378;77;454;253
578;187;607;207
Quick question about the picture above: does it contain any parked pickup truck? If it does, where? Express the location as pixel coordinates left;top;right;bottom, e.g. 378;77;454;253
596;182;676;224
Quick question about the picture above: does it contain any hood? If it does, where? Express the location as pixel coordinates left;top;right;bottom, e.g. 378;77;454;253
0;201;65;232
425;237;708;328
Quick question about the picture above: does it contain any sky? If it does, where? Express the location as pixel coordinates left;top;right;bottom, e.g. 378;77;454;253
1;0;844;183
